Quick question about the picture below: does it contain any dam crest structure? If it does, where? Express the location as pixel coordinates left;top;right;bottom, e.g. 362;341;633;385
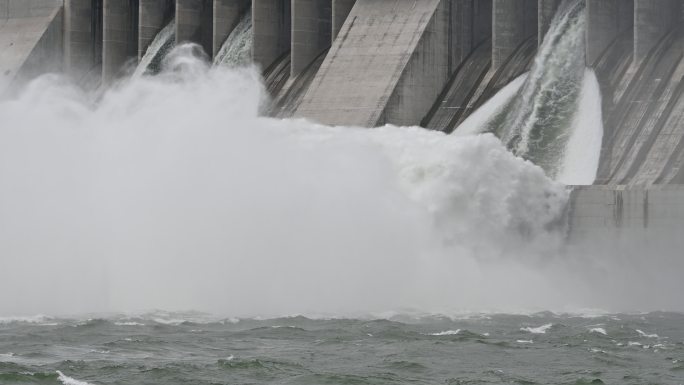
2;0;684;241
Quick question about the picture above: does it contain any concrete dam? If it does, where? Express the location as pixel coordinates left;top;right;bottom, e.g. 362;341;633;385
2;0;684;240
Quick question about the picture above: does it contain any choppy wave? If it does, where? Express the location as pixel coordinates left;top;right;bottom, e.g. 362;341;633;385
57;371;92;385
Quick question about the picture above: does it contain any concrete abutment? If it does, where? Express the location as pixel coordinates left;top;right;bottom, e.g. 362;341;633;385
176;0;213;55
586;0;633;66
291;0;331;77
253;0;291;69
64;0;102;78
634;0;679;64
492;0;537;70
103;0;139;83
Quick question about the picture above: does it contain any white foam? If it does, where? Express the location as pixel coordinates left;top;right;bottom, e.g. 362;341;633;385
556;69;603;185
453;74;527;136
225;355;235;361
520;323;553;334
516;339;534;344
636;329;659;338
589;327;607;335
0;45;572;317
628;341;642;347
429;329;461;336
56;371;92;385
114;322;145;326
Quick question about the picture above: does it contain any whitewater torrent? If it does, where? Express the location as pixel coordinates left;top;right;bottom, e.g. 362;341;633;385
497;0;601;183
213;8;253;67
0;46;577;317
133;19;176;78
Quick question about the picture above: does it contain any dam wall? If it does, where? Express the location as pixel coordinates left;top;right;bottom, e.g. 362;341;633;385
492;0;537;70
294;0;448;127
102;0;138;83
331;0;354;41
585;0;633;66
568;185;684;242
291;0;330;77
0;0;63;92
4;1;684;243
252;0;290;69
64;0;102;79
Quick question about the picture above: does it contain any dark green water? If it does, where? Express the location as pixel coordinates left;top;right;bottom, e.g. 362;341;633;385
1;312;682;384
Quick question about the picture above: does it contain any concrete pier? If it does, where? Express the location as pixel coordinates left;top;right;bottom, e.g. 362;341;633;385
252;0;291;69
103;0;139;83
295;0;449;127
176;0;212;54
0;0;63;92
212;0;249;57
291;0;331;77
139;0;173;59
331;0;354;41
586;0;634;66
64;0;102;78
634;0;678;63
492;0;537;70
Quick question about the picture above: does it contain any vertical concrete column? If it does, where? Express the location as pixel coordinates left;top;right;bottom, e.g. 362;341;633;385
449;0;473;72
492;0;537;70
64;0;99;78
473;0;492;45
103;0;139;83
139;0;173;59
213;0;250;57
586;0;632;66
291;0;331;77
331;0;354;41
253;0;291;69
177;0;213;54
634;0;677;63
538;0;561;43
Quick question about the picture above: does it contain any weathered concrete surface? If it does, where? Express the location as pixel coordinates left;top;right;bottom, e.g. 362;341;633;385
176;0;212;54
492;0;537;70
212;0;249;57
291;0;331;77
538;0;561;43
253;0;290;69
295;0;448;127
103;0;138;83
586;0;633;66
634;0;678;63
0;0;63;91
331;0;354;41
139;0;173;59
64;0;102;79
568;185;684;242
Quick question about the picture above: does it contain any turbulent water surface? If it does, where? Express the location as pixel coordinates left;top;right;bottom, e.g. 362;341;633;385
1;312;683;385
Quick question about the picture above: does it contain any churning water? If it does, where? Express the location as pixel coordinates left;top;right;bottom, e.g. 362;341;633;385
133;19;176;78
213;8;253;67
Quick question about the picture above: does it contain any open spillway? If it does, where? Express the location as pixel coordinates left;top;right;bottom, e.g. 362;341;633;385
498;0;600;183
134;19;176;78
448;0;603;185
213;7;253;68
